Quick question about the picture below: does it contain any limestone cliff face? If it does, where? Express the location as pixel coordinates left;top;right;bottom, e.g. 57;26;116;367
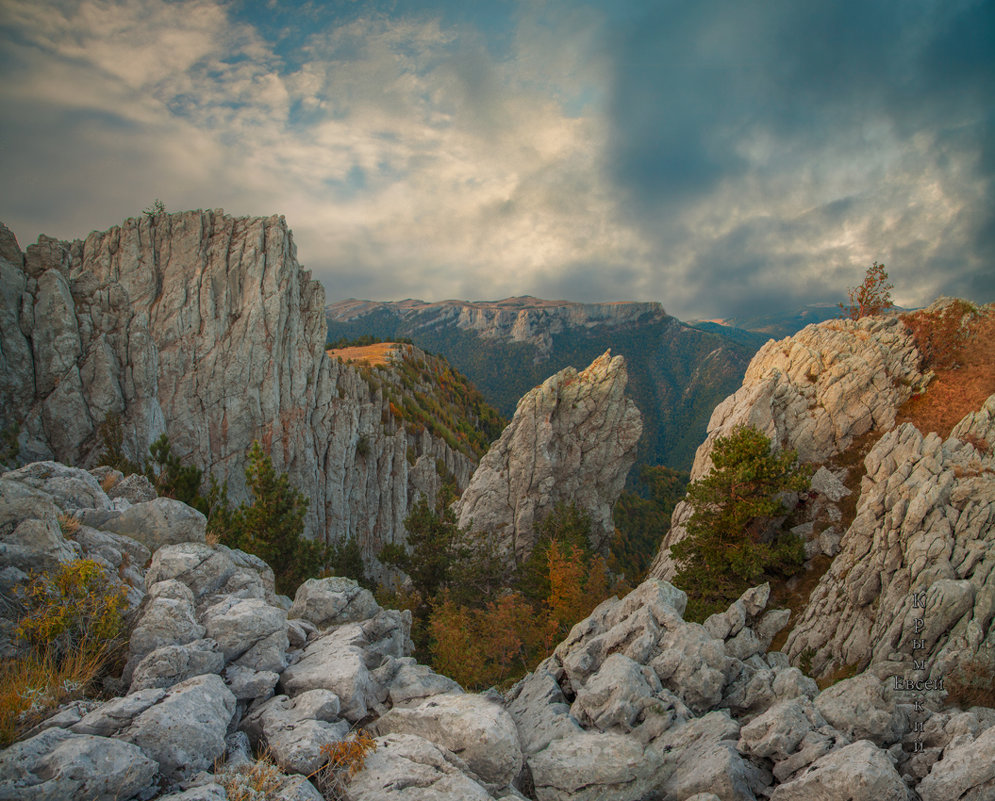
0;212;474;568
455;351;642;562
650;313;930;580
328;296;666;357
784;398;995;680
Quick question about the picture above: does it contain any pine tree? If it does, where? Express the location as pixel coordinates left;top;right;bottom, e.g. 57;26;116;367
672;425;811;620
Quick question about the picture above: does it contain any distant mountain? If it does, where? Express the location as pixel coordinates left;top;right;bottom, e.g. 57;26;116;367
326;297;761;471
706;303;845;340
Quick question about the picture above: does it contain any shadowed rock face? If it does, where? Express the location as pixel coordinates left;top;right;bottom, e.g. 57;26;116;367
455;351;642;563
0;211;473;563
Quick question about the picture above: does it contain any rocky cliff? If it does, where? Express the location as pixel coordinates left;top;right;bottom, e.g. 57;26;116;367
1;461;991;800
456;351;642;562
650;312;931;580
0;212;479;567
650;301;995;690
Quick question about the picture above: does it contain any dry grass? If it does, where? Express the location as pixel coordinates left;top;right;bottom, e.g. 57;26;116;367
897;304;995;438
0;647;108;746
57;513;81;539
99;472;120;491
307;730;378;801
326;342;400;367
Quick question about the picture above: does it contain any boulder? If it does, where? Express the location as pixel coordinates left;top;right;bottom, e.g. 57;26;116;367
769;739;909;801
2;461;113;511
372;693;523;787
917;724;995;801
240;690;349;775
123;673;236;782
653;711;768;801
125;579;205;680
71;687;167;737
0;477;76;575
506;664;584;756
145;542;275;609
346;733;496;801
80;497;206;550
528;731;662;801
813;673;905;748
201;596;289;672
128;638;226;692
0;727;158;801
384;656;464;708
289;576;381;629
223;664;281;702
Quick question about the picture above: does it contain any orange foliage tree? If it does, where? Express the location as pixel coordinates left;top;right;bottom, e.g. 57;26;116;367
840;261;894;320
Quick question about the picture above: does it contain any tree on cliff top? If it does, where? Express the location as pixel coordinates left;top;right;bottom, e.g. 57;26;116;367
840;261;894;320
672;425;811;620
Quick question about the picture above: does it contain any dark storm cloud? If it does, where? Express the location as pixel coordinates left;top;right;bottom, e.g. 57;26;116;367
600;0;995;318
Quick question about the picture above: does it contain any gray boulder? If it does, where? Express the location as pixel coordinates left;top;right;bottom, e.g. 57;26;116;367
653;710;768;801
240;690;349;775
71;687;167;736
105;472;157;504
3;461;113;511
289;576;381;629
201;595;289;672
125;579;205;681
128;638;226;692
528;731;662;801
0;727;157;801
145;542;276;610
917;724;995;801
223;664;281;702
372;693;523;787
0;477;75;575
813;672;905;748
346;733;496;801
506;664;584;756
769;739;909;801
123;673;236;782
383;656;464;708
80;497;206;551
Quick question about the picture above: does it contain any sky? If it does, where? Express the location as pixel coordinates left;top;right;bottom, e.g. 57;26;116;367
1;0;993;321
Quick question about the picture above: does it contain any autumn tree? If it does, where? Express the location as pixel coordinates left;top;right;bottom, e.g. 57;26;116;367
840;261;894;319
672;425;811;620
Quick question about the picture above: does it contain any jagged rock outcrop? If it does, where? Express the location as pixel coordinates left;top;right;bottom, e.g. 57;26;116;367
1;460;992;800
0;212;477;572
455;351;641;562
784;396;995;680
650;311;929;581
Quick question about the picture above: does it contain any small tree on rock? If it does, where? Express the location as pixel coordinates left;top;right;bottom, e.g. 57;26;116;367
840;261;894;320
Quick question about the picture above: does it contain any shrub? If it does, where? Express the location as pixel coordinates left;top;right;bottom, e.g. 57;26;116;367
2;559;128;745
308;730;378;800
840;261;894;320
672;425;811;620
16;559;127;663
96;412;141;475
145;433;207;513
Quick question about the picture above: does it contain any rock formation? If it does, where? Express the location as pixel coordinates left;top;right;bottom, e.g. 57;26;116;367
784;397;995;681
0;212;475;568
2;462;992;800
455;351;642;562
650;312;930;580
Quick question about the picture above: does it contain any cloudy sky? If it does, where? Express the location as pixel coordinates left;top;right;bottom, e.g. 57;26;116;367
1;0;992;320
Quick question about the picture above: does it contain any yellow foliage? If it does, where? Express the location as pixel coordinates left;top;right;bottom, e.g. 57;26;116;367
16;558;127;661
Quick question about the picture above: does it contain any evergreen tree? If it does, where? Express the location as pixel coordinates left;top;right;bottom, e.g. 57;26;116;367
672;425;811;620
211;441;328;595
